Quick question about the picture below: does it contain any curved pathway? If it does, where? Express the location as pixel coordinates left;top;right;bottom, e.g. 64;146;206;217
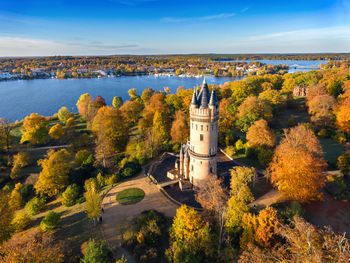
101;174;179;261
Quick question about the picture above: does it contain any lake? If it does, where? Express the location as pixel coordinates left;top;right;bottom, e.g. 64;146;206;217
222;59;327;73
0;59;327;121
0;75;236;121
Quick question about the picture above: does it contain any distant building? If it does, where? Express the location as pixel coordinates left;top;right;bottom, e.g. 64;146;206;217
168;79;219;188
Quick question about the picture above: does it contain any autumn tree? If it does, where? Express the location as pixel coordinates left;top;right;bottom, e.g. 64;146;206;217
225;167;256;233
120;99;144;126
57;106;72;123
86;96;107;128
246;119;276;148
241;216;350;263
141;87;155;103
269;125;327;202
76;93;93;119
236;96;273;131
258;89;283;106
9;183;23;211
335;98;350;134
0;191;14;243
0;229;64;263
240;207;280;249
35;149;72;197
308;94;336;127
20;113;49;145
112;96;123;109
0;118;13;156
10;152;30;179
167;205;214;262
49;123;64;140
92;106;128;168
84;180;102;224
128;88;139;101
171;110;189;144
195;176;228;250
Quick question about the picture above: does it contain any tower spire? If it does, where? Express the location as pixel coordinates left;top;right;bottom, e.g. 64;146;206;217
200;77;209;108
191;89;198;107
209;88;218;106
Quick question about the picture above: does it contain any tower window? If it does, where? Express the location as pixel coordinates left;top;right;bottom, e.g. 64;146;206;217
196;124;198;130
201;125;203;131
191;165;193;171
207;125;208;131
200;134;204;141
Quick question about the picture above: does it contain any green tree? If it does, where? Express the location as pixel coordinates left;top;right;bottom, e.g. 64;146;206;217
236;96;272;132
25;197;45;216
40;211;61;231
82;239;113;263
61;184;80;207
11;210;31;233
225;167;256;233
35;149;72;197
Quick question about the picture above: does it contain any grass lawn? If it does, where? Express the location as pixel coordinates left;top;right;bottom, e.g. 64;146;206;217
116;188;145;205
319;138;344;167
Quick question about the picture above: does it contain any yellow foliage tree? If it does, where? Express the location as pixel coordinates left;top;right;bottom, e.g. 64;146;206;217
20;113;49;145
92;106;128;168
49;123;64;140
35;149;72;197
167;205;214;263
9;183;23;211
84;180;102;224
76;93;93;119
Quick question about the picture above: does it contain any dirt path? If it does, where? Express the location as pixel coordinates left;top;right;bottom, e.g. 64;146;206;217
101;174;179;261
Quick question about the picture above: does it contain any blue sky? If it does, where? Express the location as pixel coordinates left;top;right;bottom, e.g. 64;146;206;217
0;0;349;56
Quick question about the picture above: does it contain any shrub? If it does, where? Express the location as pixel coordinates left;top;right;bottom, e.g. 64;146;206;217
82;239;113;263
106;174;119;185
287;117;296;127
11;211;31;232
235;139;245;152
257;148;274;167
279;201;303;223
120;161;141;178
57;106;73;123
75;150;93;167
20;184;35;203
224;146;236;158
334;131;347;144
40;211;61;231
65;117;75;127
317;128;329;138
96;172;106;188
122;210;165;262
25;197;45;216
61;184;80;207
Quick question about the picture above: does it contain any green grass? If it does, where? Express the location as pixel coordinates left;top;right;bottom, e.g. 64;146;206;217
116;188;145;205
319;138;344;166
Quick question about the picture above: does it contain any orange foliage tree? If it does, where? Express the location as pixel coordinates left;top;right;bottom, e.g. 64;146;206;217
246;119;276;148
171;110;189;144
269;125;327;202
335;98;350;134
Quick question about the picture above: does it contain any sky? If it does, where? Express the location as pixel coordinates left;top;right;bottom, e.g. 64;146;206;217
0;0;349;56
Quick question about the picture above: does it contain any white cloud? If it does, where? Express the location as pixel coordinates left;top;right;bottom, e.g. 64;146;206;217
0;36;140;56
162;13;236;23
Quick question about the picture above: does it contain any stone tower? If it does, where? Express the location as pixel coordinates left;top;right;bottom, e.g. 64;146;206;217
187;78;219;187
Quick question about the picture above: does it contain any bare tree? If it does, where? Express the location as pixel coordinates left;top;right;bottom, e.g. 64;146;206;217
195;176;228;252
